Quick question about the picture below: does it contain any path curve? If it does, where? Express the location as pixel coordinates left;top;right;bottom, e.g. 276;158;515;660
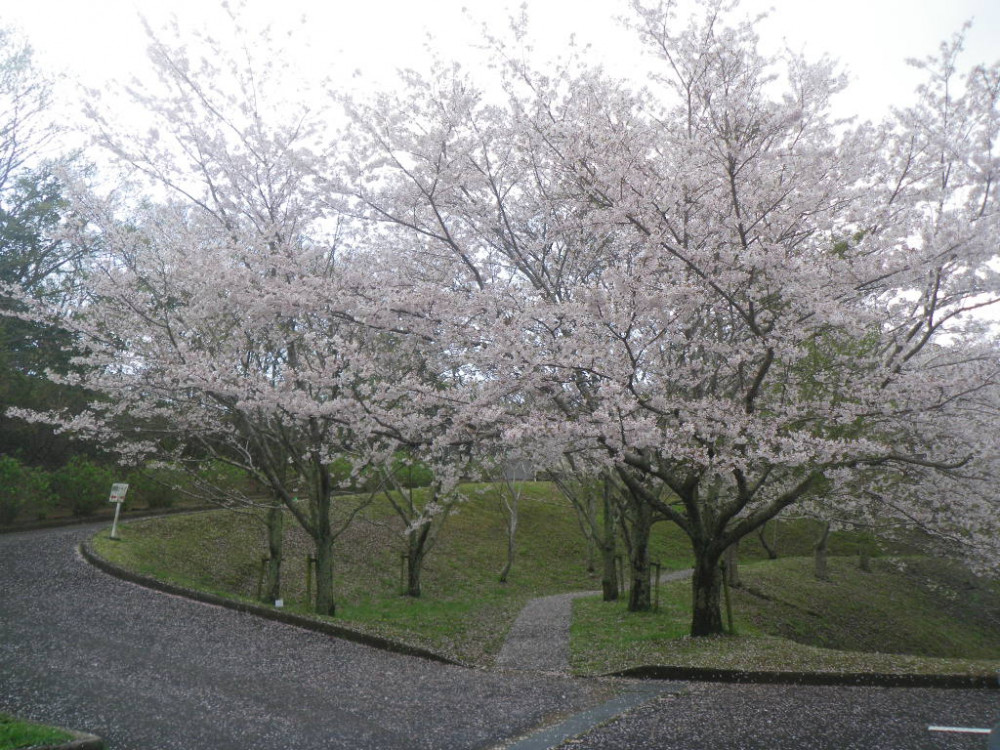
0;524;611;750
4;525;996;750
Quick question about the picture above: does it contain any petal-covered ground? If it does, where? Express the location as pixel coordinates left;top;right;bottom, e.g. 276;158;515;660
1;524;996;750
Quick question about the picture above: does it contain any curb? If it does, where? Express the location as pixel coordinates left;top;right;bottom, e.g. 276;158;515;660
607;664;1000;689
36;733;104;750
79;539;467;669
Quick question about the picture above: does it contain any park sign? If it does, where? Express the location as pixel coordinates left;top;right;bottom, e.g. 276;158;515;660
108;483;129;539
108;483;129;503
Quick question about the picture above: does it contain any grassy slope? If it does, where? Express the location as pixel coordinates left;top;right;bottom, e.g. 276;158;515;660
738;556;1000;658
0;713;74;750
571;556;1000;676
96;482;638;664
93;482;1000;674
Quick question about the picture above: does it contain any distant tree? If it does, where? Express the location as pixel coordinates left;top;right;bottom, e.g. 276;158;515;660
0;27;57;192
495;458;531;585
0;28;93;467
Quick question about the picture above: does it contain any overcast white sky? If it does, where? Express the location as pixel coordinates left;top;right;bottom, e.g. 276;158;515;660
3;0;999;124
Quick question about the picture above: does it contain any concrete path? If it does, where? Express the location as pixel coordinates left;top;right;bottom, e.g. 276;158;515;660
497;568;998;749
497;591;596;673
559;682;1000;750
498;569;693;674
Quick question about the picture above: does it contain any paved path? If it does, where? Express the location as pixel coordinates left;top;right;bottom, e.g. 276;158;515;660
3;525;997;750
556;682;1000;749
499;570;999;749
498;569;693;673
497;591;595;673
0;524;613;750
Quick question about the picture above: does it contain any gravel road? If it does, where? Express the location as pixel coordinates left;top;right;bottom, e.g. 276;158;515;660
0;524;609;749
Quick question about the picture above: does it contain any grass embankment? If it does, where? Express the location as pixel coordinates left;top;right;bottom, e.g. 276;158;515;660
92;482;1000;676
572;556;1000;676
95;482;690;665
0;713;74;749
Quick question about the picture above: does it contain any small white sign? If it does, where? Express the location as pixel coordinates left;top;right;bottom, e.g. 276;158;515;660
108;483;129;504
108;482;130;540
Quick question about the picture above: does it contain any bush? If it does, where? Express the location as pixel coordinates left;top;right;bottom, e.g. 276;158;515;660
0;455;51;525
126;467;180;509
198;460;246;492
51;456;116;517
390;454;435;489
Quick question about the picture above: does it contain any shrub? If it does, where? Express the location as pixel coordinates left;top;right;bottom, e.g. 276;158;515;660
51;456;116;517
197;460;254;501
0;455;52;525
126;467;180;509
0;456;26;525
390;454;435;489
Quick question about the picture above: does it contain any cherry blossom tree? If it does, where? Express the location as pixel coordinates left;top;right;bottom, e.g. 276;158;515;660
343;0;1000;636
14;0;998;639
14;12;380;616
0;28;93;466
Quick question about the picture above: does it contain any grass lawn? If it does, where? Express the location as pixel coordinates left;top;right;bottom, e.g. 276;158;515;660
92;482;1000;676
0;713;74;750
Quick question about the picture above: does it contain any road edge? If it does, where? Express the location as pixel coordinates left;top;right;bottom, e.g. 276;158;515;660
79;538;468;669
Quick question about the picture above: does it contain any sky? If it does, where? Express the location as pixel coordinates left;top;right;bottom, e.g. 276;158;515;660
2;0;999;127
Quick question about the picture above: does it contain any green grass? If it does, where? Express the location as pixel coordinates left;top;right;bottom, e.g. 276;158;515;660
0;713;74;750
571;556;1000;676
737;556;1000;658
94;482;626;664
91;482;1000;676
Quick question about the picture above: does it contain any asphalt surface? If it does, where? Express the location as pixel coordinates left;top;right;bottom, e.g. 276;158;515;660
2;522;998;749
556;682;1000;750
0;524;611;749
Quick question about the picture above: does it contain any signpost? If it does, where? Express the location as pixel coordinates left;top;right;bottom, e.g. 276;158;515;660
108;483;129;540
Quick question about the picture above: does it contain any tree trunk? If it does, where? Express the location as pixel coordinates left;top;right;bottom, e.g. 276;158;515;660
814;521;831;581
309;455;337;616
585;489;597;574
627;499;653;612
406;547;424;597
262;503;283;604
601;542;619;601
757;520;778;559
690;547;725;636
405;522;431;597
601;482;618;601
724;540;740;588
313;530;336;616
498;516;516;583
859;539;871;572
498;481;520;583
